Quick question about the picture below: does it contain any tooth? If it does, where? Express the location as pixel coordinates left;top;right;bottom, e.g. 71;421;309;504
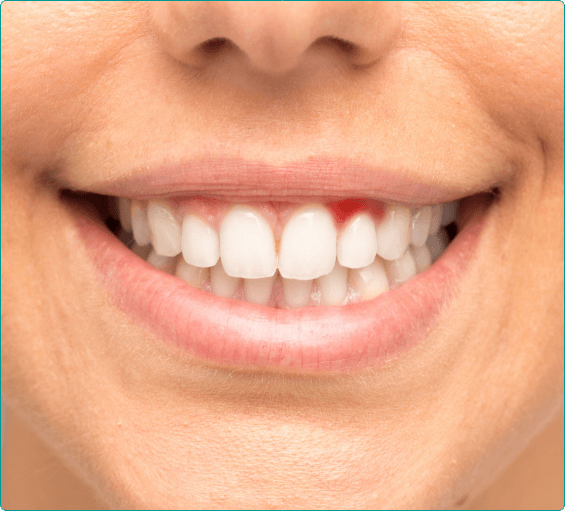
410;206;432;247
429;204;443;235
384;250;417;287
175;258;209;289
181;214;220;268
426;228;449;263
147;249;175;274
210;260;240;298
279;205;337;280
282;277;313;308
375;205;412;261
118;198;132;233
350;257;389;300
337;212;378;269
147;202;182;257
316;262;348;306
244;275;275;306
410;245;432;273
219;205;277;279
131;200;152;247
441;201;458;226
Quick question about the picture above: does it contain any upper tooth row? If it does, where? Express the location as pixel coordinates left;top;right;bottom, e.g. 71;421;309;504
120;199;457;281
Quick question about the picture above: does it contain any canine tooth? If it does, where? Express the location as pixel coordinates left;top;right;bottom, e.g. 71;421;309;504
220;205;277;279
316;262;348;306
337;212;378;269
350;257;389;300
182;214;220;268
118;198;132;233
175;259;209;289
279;205;336;280
244;276;275;306
441;201;458;226
282;277;313;308
410;206;432;247
375;205;412;261
426;228;449;262
385;250;417;286
147;250;175;274
148;202;182;257
411;245;432;273
210;260;240;298
131;200;152;246
429;204;443;235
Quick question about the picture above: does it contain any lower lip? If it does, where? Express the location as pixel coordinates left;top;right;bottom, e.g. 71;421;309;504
76;213;485;373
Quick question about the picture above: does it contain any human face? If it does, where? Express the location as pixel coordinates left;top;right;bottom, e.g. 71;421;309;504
1;2;563;508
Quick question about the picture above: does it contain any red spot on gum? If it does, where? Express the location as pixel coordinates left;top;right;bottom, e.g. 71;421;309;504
327;198;386;225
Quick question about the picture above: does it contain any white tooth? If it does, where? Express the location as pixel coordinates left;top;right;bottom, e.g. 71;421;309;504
130;242;151;260
148;202;182;257
375;205;412;261
131;200;152;246
411;245;432;273
337;212;378;269
429;204;443;235
441;201;458;226
278;205;337;280
210;260;240;298
147;249;175;274
220;205;277;279
426;228;449;263
244;275;275;306
182;214;220;268
282;277;313;308
410;206;432;247
350;257;389;300
118;198;132;233
316;262;348;306
175;258;209;289
384;250;417;286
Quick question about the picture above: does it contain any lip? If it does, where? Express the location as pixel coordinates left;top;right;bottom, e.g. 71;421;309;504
74;156;473;207
73;180;487;372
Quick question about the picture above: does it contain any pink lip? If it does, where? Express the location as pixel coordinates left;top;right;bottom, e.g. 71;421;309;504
81;157;464;206
75;208;485;373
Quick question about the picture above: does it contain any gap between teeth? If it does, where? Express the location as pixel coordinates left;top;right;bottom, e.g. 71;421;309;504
119;197;458;308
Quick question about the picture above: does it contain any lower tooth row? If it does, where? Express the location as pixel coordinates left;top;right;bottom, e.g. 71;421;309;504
132;224;449;308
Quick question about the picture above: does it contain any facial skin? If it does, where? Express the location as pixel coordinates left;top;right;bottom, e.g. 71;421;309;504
1;2;563;509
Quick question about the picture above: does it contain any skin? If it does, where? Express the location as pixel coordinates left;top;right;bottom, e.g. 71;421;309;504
1;2;563;509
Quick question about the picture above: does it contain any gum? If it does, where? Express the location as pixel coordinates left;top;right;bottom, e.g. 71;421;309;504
165;196;387;239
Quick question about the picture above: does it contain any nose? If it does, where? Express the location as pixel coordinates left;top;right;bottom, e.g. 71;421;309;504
151;1;403;75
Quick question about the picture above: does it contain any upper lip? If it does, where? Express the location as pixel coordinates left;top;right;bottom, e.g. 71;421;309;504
60;155;502;206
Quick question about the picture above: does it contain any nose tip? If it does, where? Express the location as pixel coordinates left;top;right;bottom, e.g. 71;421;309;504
151;1;403;75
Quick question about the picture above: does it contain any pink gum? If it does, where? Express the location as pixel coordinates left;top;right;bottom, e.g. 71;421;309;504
170;197;386;240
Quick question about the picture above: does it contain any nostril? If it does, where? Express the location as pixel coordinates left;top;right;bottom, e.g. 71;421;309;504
197;37;234;58
316;36;358;56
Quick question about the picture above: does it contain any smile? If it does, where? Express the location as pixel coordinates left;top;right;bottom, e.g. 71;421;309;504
68;157;496;373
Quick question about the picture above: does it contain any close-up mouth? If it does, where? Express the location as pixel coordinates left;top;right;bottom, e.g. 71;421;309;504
59;159;499;373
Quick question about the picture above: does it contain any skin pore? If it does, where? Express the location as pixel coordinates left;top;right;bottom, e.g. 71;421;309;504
1;2;563;509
